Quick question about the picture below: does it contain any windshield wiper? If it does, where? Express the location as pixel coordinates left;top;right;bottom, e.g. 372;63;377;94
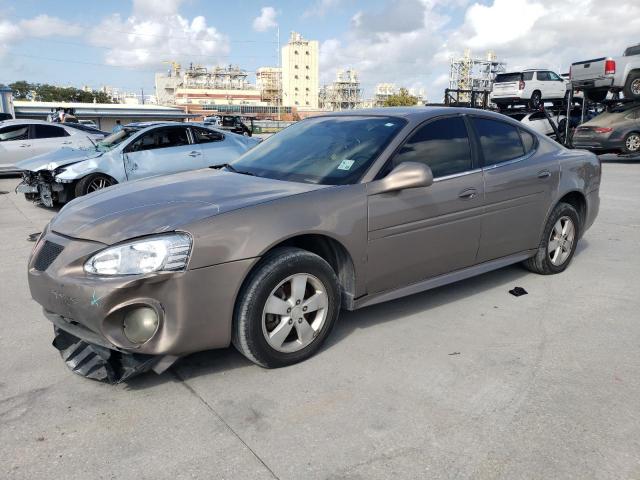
210;163;255;176
85;135;98;151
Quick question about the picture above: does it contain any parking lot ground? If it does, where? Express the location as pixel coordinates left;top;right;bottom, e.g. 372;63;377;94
1;160;640;480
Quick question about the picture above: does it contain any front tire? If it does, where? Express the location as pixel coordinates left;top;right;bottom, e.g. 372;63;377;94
524;202;580;275
74;173;116;197
232;247;340;368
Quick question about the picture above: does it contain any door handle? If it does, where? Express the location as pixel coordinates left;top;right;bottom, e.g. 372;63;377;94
537;170;551;179
188;151;202;157
458;188;477;200
62;141;72;145
19;144;31;148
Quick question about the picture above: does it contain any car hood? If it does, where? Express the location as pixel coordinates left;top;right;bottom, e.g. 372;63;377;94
16;147;103;172
50;168;328;244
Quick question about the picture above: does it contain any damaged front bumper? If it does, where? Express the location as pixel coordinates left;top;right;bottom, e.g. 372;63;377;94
17;170;73;207
53;326;177;383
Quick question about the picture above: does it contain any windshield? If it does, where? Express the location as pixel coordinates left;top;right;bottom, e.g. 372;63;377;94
96;127;139;152
231;116;406;185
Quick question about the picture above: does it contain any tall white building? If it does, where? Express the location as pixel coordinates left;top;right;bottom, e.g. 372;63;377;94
281;31;319;110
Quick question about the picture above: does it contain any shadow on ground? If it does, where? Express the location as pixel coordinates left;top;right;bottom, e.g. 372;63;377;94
122;239;591;389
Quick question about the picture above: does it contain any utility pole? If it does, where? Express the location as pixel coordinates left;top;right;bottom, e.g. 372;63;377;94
277;25;281;122
141;87;145;105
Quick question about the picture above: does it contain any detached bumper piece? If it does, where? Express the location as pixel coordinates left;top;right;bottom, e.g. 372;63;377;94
52;327;159;383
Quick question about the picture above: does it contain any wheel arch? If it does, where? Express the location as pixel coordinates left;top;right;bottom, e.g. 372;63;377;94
245;233;357;310
556;190;587;229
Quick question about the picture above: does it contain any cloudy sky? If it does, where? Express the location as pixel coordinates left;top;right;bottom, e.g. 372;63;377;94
1;0;639;100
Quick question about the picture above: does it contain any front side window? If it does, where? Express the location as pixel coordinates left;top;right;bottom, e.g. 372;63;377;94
0;125;29;142
387;116;472;178
548;71;562;81
192;127;223;144
129;127;189;152
33;124;69;139
231;116;406;185
472;117;525;166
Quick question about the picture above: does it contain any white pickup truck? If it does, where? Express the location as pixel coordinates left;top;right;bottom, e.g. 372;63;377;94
570;44;640;102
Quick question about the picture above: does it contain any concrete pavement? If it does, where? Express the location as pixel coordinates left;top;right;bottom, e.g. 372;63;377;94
1;161;639;479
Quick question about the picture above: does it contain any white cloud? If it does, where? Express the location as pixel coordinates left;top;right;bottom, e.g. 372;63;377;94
89;7;229;68
0;15;82;58
19;14;83;37
321;0;640;101
253;7;278;32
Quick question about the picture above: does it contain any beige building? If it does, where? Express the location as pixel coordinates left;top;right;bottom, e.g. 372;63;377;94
281;32;319;110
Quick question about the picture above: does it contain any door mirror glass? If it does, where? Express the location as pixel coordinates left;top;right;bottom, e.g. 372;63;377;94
369;162;433;195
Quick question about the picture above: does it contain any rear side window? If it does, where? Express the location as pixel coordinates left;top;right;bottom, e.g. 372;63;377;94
389;116;473;178
33;124;69;139
519;129;537;154
624;45;640;57
192;127;224;144
0;125;29;142
471;117;525;166
495;73;522;83
536;71;551;81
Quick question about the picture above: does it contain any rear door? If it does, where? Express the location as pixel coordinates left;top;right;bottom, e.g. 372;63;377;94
29;124;74;157
469;116;559;262
366;115;484;294
123;126;205;180
190;126;242;165
0;123;33;165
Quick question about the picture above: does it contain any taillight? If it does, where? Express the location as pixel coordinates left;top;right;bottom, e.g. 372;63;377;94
605;59;616;75
519;80;525;90
594;127;613;133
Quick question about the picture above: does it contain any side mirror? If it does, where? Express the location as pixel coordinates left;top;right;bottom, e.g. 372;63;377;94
368;162;433;195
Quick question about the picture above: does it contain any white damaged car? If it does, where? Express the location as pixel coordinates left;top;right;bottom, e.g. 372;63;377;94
16;121;259;207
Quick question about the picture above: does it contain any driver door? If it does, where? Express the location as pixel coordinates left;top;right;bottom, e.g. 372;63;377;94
123;126;204;180
366;115;484;294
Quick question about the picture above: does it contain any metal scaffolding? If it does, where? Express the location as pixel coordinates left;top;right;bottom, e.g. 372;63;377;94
319;69;362;111
449;50;507;102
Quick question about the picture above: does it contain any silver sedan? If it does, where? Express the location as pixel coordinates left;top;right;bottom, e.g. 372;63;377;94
16;121;259;206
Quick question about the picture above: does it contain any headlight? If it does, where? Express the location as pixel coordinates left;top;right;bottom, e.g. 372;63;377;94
84;233;192;275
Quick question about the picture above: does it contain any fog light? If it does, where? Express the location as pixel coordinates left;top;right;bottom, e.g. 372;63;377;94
123;307;159;344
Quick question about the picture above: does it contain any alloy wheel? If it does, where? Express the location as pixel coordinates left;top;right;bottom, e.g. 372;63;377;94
631;79;640;96
626;134;640;152
87;177;113;192
548;216;575;266
262;273;328;353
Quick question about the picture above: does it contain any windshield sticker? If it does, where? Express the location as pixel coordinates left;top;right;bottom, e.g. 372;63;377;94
338;159;355;171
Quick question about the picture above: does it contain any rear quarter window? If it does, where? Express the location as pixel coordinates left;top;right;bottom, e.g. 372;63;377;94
495;73;522;83
519;129;537;154
471;117;525;166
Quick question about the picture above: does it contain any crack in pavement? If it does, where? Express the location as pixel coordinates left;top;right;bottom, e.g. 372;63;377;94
171;369;280;480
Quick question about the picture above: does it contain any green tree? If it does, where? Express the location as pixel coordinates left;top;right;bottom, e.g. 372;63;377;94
9;81;113;103
383;88;419;107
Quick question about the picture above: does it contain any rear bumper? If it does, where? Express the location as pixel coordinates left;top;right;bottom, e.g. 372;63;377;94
572;134;624;153
584;188;600;234
571;78;614;90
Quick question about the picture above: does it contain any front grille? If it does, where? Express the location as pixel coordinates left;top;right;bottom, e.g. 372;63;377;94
34;240;64;271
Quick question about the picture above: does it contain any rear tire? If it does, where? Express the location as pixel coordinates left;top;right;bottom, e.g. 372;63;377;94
74;173;116;198
232;247;340;368
529;91;542;109
523;202;580;275
623;72;640;100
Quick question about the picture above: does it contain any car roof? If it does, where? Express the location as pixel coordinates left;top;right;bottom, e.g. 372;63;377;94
125;121;184;128
0;118;72;127
317;106;513;122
